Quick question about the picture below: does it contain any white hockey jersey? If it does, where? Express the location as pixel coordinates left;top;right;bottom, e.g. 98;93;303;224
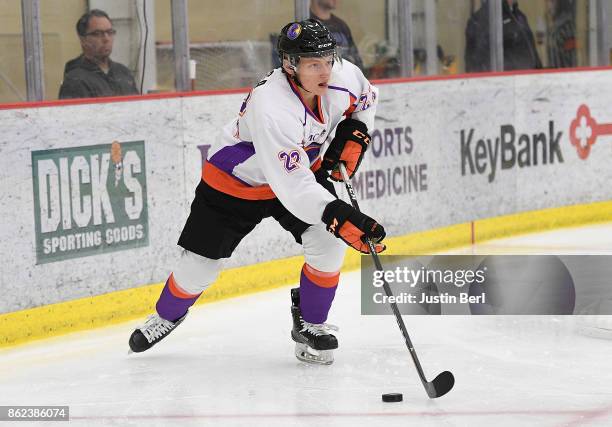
202;60;378;225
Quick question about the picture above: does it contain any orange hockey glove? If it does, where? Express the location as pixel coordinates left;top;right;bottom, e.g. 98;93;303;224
322;199;386;254
322;118;370;181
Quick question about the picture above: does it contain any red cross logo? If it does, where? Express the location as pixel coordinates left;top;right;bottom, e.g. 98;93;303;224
569;104;612;160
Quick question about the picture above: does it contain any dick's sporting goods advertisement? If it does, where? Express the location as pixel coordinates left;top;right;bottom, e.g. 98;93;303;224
31;141;149;264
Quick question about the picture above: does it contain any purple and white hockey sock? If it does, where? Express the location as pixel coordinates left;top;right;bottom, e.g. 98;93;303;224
156;273;201;322
299;263;340;324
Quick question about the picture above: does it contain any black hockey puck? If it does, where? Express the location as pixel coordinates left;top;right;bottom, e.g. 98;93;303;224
382;393;403;402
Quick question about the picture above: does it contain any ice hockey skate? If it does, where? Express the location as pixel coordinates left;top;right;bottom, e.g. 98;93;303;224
128;312;187;354
290;288;338;365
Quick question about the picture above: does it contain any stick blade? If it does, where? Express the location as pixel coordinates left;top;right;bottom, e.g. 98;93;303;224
426;371;455;398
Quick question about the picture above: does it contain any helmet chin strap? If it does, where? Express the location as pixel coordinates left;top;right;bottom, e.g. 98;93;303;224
284;64;313;94
292;73;312;94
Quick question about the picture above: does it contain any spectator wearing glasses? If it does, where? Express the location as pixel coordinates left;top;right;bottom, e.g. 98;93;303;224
59;9;139;99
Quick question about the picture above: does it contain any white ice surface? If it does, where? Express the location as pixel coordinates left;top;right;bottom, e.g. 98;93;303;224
1;223;612;427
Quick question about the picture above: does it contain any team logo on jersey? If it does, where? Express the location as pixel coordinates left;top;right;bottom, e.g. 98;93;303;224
356;87;376;112
287;23;302;40
306;129;326;143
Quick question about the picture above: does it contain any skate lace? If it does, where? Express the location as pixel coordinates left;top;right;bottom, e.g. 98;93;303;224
301;321;339;336
141;315;174;343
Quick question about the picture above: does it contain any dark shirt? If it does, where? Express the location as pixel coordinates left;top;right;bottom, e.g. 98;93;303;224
59;55;139;99
547;11;576;68
310;12;364;70
465;0;542;72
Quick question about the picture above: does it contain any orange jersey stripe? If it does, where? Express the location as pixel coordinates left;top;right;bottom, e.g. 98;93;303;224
302;263;340;288
311;158;322;172
202;162;276;200
202;159;323;200
344;94;358;117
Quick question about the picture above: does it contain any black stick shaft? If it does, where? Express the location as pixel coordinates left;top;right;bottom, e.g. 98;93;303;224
338;163;431;389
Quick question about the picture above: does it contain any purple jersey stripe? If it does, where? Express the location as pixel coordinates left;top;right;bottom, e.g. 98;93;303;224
208;141;255;176
304;144;322;163
328;85;357;101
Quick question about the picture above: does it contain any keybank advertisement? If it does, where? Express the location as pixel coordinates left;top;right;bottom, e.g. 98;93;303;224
32;141;149;264
458;103;608;182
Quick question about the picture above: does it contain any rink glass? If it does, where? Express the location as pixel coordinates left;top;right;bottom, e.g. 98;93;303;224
0;0;604;104
174;0;293;91
0;1;27;103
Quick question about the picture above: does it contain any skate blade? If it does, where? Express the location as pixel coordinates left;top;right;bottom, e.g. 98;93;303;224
294;343;334;365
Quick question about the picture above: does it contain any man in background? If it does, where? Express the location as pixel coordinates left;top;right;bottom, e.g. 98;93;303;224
59;9;139;99
546;0;577;68
310;0;364;70
465;0;542;72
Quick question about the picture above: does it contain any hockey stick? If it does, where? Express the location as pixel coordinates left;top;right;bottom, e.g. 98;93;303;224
338;163;455;399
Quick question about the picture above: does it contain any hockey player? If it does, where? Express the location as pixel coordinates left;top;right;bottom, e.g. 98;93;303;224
128;19;385;364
